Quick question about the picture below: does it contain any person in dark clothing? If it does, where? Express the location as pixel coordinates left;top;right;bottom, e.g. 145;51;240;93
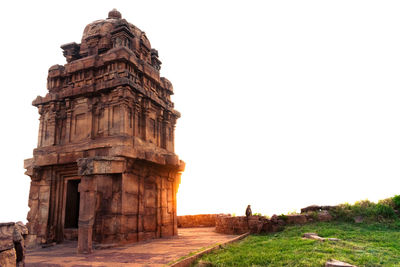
246;205;252;217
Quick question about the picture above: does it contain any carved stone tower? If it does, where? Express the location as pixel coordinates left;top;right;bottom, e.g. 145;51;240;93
24;9;184;253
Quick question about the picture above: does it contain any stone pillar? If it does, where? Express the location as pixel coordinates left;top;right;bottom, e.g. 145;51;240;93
46;102;57;146
37;106;44;147
156;175;162;237
161;117;169;150
170;116;177;153
156;113;163;147
163;111;174;152
64;99;72;143
142;109;149;141
77;157;125;253
77;175;97;254
134;101;141;137
104;103;110;136
120;101;129;136
137;174;144;241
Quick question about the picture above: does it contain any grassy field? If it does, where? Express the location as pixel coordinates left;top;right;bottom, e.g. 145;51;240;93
196;221;400;267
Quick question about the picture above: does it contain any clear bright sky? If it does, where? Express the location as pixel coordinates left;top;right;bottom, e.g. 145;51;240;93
1;0;400;222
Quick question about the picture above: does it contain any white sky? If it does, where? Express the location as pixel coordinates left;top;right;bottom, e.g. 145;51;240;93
1;0;400;222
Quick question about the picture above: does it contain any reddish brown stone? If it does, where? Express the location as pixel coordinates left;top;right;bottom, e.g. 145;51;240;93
286;214;308;224
177;214;218;228
0;249;16;267
215;215;265;235
270;224;284;233
0;222;28;267
24;9;184;254
318;211;333;222
301;205;321;213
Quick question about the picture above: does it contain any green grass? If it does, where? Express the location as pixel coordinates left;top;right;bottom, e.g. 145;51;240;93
168;243;222;265
330;199;398;222
195;221;400;266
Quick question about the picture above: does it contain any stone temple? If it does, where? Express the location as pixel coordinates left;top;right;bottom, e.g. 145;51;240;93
24;9;185;253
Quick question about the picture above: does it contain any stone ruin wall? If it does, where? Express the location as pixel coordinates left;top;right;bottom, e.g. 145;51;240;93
177;214;218;228
215;207;334;235
0;222;28;267
176;207;334;235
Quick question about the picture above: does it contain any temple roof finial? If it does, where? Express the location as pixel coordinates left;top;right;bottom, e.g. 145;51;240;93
108;8;121;19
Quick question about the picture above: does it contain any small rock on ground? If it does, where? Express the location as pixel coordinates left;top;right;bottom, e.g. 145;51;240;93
302;233;325;241
303;233;340;242
326;259;357;267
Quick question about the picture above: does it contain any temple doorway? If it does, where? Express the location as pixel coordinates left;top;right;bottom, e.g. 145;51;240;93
63;178;81;240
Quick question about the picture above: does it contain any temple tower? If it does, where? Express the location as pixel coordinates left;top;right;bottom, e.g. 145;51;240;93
24;9;184;253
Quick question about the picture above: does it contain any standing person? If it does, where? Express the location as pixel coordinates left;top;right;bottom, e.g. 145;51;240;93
246;205;252;228
246;205;252;217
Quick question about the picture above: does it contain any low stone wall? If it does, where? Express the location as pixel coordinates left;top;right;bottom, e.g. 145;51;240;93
215;215;266;235
178;206;335;234
0;222;28;267
215;211;333;235
177;214;219;228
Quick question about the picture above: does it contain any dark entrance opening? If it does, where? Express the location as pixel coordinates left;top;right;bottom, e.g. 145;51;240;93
64;179;80;228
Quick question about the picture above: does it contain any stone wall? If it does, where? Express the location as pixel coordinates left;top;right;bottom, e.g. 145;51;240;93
215;210;333;235
177;214;218;228
0;222;28;267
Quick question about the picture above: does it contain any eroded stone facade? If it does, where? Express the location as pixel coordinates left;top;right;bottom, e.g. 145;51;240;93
0;222;28;267
24;9;184;253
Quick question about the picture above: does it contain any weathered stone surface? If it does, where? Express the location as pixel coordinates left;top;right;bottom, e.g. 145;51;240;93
215;215;286;235
326;259;357;267
215;209;335;236
301;205;322;213
24;9;184;253
0;223;15;252
248;216;264;234
0;249;16;267
177;214;217;228
215;216;250;235
318;210;333;222
286;214;308;224
301;205;335;213
0;222;28;267
15;222;28;238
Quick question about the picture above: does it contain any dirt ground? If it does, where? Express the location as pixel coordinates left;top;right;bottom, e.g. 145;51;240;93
26;227;238;266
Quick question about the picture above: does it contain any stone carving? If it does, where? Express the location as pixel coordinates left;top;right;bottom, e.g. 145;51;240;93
24;9;184;254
